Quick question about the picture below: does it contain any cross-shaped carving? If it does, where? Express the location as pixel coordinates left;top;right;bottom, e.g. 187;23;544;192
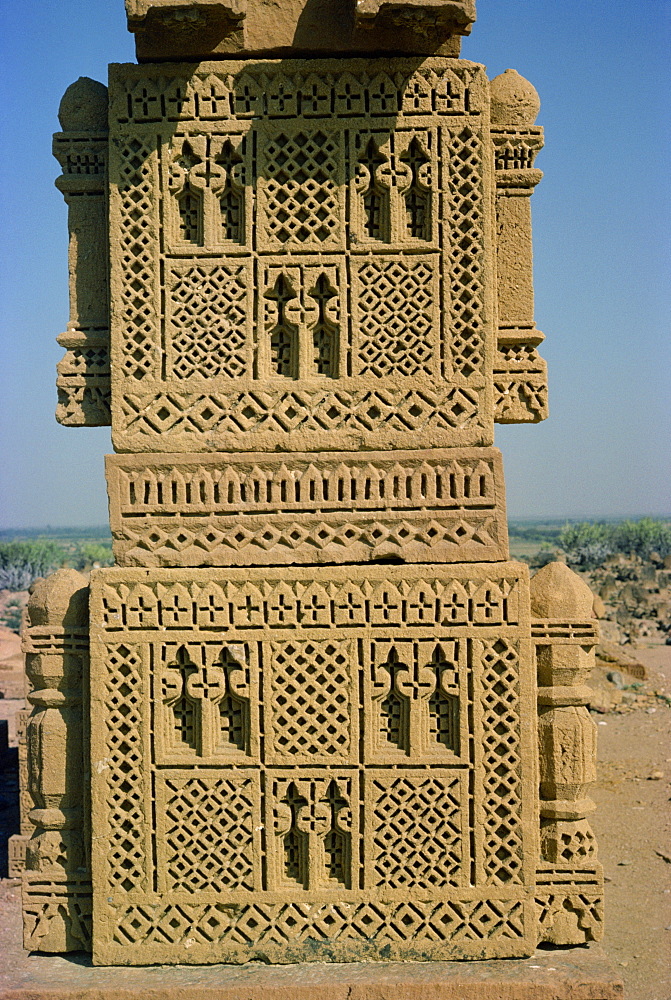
334;590;365;625
406;589;435;623
195;589;227;626
133;86;159;118
125;590;157;627
269;592;295;625
440;585;468;623
371;590;400;623
232;591;262;626
473;586;503;624
300;592;328;624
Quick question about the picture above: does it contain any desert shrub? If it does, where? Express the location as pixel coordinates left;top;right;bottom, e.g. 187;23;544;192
560;518;671;568
611;518;671;560
0;596;24;632
559;522;613;569
0;540;65;590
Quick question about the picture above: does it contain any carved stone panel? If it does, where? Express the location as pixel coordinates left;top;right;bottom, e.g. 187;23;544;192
105;447;508;566
107;58;495;454
89;563;536;965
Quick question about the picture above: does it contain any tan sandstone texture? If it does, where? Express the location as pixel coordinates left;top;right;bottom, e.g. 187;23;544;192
19;0;616;987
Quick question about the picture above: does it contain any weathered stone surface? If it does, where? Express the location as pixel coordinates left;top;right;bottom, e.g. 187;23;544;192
89;562;539;965
53;79;111;428
107;56;502;453
490;70;547;424
531;564;603;947
0;940;624;1000
21;571;92;954
33;0;607;973
106;448;509;566
125;0;471;63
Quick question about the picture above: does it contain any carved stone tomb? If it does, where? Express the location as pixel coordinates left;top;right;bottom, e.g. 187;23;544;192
21;0;604;967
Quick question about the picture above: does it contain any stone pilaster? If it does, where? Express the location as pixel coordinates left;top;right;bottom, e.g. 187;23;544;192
21;570;92;953
531;561;604;946
53;78;111;427
490;69;548;424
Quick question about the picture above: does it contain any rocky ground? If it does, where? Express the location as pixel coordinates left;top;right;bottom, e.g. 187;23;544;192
0;575;669;998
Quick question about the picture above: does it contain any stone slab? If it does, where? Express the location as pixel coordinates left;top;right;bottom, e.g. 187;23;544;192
0;937;625;1000
107;57;496;455
126;0;470;62
105;447;509;566
88;562;540;966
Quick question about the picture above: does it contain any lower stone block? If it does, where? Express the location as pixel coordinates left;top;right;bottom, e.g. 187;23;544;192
22;873;92;953
89;562;544;965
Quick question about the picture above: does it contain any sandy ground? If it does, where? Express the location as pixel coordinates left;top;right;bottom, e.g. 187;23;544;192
0;626;669;997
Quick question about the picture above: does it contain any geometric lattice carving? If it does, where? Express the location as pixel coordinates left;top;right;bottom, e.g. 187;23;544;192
168;263;249;379
355;259;435;377
104;643;146;893
369;772;464;888
89;564;536;964
108;58;495;452
106;448;508;567
159;774;257;892
113;138;158;383
447;127;485;380
260;130;341;248
478;638;523;885
106;897;528;963
267;640;353;763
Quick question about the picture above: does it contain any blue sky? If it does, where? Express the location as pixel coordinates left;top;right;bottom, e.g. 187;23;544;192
0;0;669;528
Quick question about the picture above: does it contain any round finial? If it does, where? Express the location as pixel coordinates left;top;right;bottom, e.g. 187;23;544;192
490;68;540;126
58;77;108;132
27;569;89;627
530;562;595;619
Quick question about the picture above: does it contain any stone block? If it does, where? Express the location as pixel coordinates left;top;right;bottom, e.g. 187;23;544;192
107;57;497;454
125;0;471;62
88;562;540;965
105;447;508;566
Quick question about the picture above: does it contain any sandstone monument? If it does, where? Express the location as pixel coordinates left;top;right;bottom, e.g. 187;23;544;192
19;0;605;967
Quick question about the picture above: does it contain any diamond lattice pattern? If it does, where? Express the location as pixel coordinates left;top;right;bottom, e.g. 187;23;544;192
164;776;255;891
263;131;340;246
448;128;484;378
105;644;146;892
357;261;434;377
169;265;247;379
269;640;351;757
480;639;523;884
371;775;462;888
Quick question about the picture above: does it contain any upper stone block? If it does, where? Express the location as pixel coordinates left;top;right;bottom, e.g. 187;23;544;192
108;57;496;454
125;0;475;61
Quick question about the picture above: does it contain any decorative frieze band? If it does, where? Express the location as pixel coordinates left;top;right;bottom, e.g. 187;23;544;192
106;447;508;566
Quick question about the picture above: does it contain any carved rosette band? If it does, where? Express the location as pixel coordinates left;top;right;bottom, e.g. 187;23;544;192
531;562;603;946
21;571;92;953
